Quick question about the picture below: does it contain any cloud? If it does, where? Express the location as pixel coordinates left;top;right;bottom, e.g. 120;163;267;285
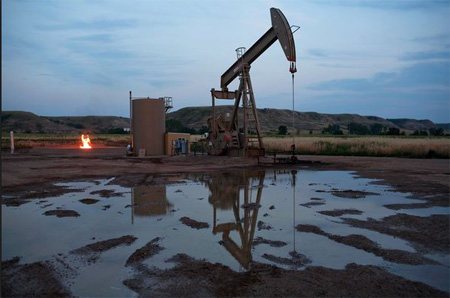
309;61;449;92
307;48;328;58
305;61;450;121
36;19;137;31
310;0;449;10
400;51;449;61
411;33;449;45
70;34;114;43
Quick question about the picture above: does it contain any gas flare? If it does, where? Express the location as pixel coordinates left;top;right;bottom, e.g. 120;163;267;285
80;134;92;149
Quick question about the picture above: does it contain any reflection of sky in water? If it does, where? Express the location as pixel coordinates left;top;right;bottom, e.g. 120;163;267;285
2;170;449;296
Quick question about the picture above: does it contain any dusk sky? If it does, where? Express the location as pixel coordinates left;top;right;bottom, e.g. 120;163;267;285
2;0;449;122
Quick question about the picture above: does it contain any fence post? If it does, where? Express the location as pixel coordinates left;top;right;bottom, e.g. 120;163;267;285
10;131;14;154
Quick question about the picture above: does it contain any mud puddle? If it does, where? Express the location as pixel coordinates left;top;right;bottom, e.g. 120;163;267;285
2;170;449;296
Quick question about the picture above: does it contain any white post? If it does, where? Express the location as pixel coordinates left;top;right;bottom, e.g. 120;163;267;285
10;131;14;154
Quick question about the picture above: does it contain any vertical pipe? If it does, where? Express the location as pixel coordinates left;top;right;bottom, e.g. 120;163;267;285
211;91;216;137
10;131;14;154
131;187;134;225
129;91;133;151
292;73;295;155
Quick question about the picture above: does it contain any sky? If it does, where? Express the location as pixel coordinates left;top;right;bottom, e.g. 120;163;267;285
2;0;449;122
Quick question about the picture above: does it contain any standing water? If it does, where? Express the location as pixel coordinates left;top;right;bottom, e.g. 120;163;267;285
2;170;449;296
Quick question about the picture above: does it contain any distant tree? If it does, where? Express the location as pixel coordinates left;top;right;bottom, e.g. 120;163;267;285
386;127;400;135
278;125;288;135
370;123;383;135
429;127;444;136
106;128;128;134
412;130;428;136
198;126;209;135
166;119;184;132
348;122;370;135
322;124;343;135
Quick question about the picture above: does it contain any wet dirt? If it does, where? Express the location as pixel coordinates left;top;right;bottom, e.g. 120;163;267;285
252;236;288;247
123;253;446;298
72;235;137;254
342;213;450;254
125;237;164;266
297;224;439;265
79;198;99;205
1;149;449;297
1;257;73;298
318;208;363;217
331;189;379;198
43;209;80;218
261;251;312;267
179;216;210;229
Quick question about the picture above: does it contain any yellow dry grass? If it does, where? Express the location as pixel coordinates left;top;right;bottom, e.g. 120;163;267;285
263;136;450;158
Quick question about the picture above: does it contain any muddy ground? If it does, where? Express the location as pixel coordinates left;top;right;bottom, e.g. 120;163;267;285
1;147;449;297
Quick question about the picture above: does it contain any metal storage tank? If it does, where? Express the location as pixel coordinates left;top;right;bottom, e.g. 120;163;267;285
132;98;165;156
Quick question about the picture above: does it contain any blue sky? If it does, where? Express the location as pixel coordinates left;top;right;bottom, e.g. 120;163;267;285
2;0;449;122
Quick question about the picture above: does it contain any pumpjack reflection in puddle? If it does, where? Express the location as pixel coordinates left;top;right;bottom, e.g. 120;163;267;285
203;169;310;270
203;171;265;269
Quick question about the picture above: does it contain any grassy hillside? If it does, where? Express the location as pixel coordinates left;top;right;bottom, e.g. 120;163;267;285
2;109;446;135
166;106;444;135
2;111;129;134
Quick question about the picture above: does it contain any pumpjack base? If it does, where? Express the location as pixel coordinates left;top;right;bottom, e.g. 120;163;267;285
228;148;265;158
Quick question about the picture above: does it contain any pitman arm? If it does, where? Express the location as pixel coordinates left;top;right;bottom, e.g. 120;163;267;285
219;8;297;90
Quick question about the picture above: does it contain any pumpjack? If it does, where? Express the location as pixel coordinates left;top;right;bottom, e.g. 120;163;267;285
208;7;297;157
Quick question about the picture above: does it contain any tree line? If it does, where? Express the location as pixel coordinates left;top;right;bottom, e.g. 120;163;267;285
321;122;446;136
276;123;446;136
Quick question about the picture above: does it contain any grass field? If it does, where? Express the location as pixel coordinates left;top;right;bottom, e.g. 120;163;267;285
264;135;450;158
1;133;130;149
2;133;449;158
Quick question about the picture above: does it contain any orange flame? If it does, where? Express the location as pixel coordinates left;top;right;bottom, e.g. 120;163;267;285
80;134;92;149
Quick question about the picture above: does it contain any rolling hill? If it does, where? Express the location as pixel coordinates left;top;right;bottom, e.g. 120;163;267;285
1;111;130;134
1;108;446;135
166;106;444;135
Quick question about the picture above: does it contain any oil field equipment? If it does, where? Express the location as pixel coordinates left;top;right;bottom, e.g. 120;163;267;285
129;91;173;156
208;7;298;157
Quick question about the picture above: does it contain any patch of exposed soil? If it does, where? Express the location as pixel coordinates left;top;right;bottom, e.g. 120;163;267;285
1;257;73;297
2;184;83;207
79;198;99;205
299;201;326;208
383;202;440;210
90;189;123;198
179;216;209;229
43;209;80;218
72;235;137;254
297;224;438;265
331;189;379;199
126;237;164;266
252;236;287;247
1;197;30;207
241;203;261;210
262;251;311;267
123;253;447;297
342;213;450;254
318;208;363;217
257;220;273;231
